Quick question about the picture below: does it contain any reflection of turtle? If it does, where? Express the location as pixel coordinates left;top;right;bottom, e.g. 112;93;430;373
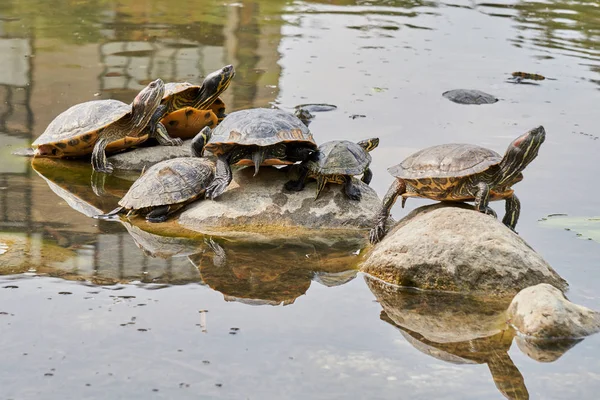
370;126;546;243
119;220;204;259
32;79;182;173
202;108;318;199
104;130;214;222
156;65;235;139
285;138;379;200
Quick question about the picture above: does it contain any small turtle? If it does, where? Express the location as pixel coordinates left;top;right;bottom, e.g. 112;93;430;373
156;65;235;139
508;72;547;84
369;126;546;244
442;89;498;105
201;108;318;199
102;131;214;222
285;138;379;200
33;79;182;173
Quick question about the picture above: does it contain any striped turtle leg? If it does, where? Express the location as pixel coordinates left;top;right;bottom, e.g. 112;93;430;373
153;122;183;146
91;136;113;173
344;177;362;201
205;154;233;200
369;179;406;244
149;104;168;134
502;194;520;230
474;181;496;216
362;168;373;185
314;175;328;199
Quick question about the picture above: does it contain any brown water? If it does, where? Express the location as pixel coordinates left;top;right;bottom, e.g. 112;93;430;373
1;0;599;399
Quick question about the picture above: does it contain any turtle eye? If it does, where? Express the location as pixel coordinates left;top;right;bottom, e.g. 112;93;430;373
51;148;58;156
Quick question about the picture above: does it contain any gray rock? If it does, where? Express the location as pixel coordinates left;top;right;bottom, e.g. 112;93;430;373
108;140;192;171
442;89;498;105
179;166;384;237
507;283;600;339
361;203;568;297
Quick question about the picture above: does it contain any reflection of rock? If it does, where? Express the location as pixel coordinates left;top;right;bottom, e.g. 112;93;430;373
313;270;357;287
179;167;384;237
507;284;600;339
189;234;363;305
119;220;205;258
361;203;568;297
31;158;131;216
515;336;582;363
0;232;76;275
366;276;529;400
108;140;192;171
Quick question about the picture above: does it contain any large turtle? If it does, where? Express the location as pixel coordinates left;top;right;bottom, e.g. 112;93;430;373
369;126;546;244
200;108;318;199
32;79;182;173
102;131;214;222
156;64;235;139
285;138;379;200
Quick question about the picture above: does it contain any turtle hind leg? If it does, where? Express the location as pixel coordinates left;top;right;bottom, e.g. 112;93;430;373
344;177;362;201
205;154;233;200
502;194;520;231
362;168;373;185
145;205;171;223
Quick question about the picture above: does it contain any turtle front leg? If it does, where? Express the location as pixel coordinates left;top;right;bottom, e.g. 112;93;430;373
362;168;373;185
474;181;495;215
91;137;113;173
205;154;233;200
149;104;168;135
285;164;309;192
502;193;521;231
146;205;171;223
344;177;362;201
369;179;406;244
153;122;183;146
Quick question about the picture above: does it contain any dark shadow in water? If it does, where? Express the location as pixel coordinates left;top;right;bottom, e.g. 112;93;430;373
365;275;586;400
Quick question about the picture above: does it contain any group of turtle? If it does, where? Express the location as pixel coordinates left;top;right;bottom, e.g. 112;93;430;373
30;64;546;245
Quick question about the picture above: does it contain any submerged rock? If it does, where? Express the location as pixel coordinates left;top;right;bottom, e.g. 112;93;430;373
361;203;568;297
179;167;384;237
108;140;192;171
507;283;600;339
442;89;498;105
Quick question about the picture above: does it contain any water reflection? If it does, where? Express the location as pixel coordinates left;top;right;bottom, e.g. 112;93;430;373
366;275;588;400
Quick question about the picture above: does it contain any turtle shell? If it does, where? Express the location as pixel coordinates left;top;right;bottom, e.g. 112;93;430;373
389;143;502;181
32;100;146;156
204;108;316;155
309;140;371;176
119;158;214;210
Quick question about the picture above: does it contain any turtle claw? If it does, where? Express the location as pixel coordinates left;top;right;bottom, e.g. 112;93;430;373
369;224;386;244
285;179;305;192
205;178;229;200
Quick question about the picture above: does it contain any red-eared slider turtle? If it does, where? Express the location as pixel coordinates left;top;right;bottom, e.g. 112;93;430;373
102;131;214;222
156;65;235;139
32;79;182;173
201;108;318;199
285;138;379;200
508;72;547;84
369;126;546;244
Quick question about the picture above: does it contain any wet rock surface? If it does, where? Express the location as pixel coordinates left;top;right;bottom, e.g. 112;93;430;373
108;140;192;171
361;203;568;297
179;167;384;237
507;283;600;339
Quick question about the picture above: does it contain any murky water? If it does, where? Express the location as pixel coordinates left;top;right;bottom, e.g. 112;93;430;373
1;0;599;398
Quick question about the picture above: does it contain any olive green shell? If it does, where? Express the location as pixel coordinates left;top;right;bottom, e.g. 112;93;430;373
119;158;214;210
33;100;131;149
308;140;371;176
163;82;199;100
389;143;502;180
204;108;316;155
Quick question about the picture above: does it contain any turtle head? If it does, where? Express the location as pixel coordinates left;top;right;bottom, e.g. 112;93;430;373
498;125;545;184
357;137;380;152
191;126;212;157
294;108;314;126
197;64;235;108
132;78;165;128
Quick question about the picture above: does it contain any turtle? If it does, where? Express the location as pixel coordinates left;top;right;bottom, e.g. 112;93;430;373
507;72;547;84
200;108;318;200
442;89;498;105
101;130;214;223
285;138;379;201
369;126;546;244
32;78;182;173
154;64;236;139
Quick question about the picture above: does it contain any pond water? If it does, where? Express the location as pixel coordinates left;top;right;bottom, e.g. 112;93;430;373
1;0;599;398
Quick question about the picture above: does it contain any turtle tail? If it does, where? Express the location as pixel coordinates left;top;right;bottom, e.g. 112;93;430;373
251;148;267;176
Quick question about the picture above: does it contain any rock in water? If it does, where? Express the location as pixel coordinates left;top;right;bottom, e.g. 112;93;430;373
108;140;192;171
507;283;600;339
179;167;383;236
442;89;498;105
361;203;568;297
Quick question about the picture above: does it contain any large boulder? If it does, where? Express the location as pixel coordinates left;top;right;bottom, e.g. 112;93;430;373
178;167;384;237
108;140;192;171
507;283;600;339
361;203;568;297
